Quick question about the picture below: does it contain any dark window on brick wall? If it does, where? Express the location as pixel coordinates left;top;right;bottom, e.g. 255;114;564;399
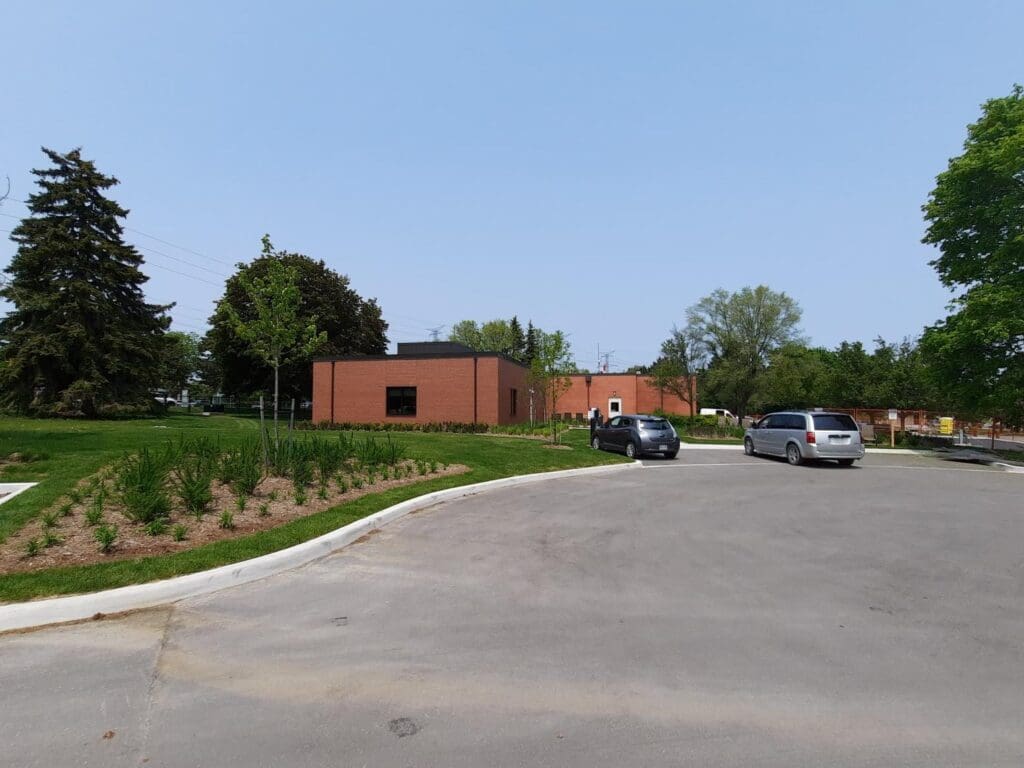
386;387;417;416
511;388;518;416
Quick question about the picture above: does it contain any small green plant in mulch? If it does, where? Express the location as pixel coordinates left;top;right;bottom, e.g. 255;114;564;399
258;503;270;517
118;447;172;524
25;538;41;557
429;460;438;474
366;470;376;485
293;486;308;506
172;524;188;542
221;439;263;497
84;506;104;526
173;454;215;518
145;518;169;536
59;501;74;517
336;478;349;494
43;530;62;548
317;486;329;500
351;476;363;490
267;489;278;502
94;524;118;554
235;493;248;513
218;510;235;530
67;488;84;505
40;510;59;529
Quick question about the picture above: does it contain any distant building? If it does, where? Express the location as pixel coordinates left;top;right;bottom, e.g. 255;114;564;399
311;342;696;426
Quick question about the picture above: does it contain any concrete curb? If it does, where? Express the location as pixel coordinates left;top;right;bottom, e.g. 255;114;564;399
0;483;39;507
0;462;639;634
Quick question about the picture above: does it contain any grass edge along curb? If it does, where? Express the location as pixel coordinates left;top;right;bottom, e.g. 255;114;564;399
0;461;640;633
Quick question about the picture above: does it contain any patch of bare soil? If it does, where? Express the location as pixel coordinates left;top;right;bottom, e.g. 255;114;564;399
0;460;469;574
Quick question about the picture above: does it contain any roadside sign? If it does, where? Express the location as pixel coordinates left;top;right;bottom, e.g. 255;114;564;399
888;409;898;421
939;416;954;436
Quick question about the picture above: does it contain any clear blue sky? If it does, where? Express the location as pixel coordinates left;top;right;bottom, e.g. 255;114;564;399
2;1;1021;372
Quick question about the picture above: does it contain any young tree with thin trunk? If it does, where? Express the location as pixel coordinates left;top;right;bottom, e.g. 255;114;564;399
220;235;325;445
529;330;575;444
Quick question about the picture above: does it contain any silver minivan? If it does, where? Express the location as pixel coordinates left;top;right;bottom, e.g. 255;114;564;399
744;411;864;466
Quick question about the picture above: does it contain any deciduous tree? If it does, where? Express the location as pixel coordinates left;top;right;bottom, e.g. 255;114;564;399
686;286;803;418
921;85;1024;426
216;236;327;442
208;238;387;401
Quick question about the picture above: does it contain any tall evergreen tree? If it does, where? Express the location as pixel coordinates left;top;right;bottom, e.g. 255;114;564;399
509;315;526;361
0;148;169;415
523;320;538;366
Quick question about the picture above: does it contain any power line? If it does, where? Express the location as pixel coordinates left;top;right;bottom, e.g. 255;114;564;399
1;200;237;268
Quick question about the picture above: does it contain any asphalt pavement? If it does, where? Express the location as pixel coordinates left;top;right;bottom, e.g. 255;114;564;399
2;450;1022;767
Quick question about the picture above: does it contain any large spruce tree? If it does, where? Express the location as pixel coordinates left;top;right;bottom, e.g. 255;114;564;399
0;147;169;415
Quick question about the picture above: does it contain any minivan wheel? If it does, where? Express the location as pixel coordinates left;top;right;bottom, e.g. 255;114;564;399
744;437;755;456
625;441;638;459
837;458;855;467
591;436;601;450
786;443;803;466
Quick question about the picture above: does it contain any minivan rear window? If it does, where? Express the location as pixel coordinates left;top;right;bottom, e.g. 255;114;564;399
812;414;858;431
640;419;670;431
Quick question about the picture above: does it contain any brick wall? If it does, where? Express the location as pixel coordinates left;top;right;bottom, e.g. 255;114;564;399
554;374;696;419
311;355;533;425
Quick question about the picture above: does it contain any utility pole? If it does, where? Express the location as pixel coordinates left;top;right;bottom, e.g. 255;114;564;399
427;325;446;342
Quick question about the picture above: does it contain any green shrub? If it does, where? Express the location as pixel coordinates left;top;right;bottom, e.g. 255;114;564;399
59;501;74;517
336;478;348;494
221;439;264;496
94;524;118;553
25;538;41;557
145;518;169;536
40;510;59;529
235;493;248;513
218;510;235;530
173;454;214;517
351;476;363;490
429;460;438;474
172;524;188;541
258;503;270;517
119;448;172;523
43;530;62;548
267;489;278;502
294;486;308;506
67;488;83;504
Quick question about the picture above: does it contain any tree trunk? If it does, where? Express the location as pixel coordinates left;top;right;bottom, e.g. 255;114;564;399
273;360;280;449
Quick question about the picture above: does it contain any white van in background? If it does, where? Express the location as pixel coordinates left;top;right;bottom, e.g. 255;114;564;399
699;407;737;424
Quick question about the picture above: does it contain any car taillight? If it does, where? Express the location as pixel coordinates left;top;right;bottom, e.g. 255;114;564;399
806;431;816;444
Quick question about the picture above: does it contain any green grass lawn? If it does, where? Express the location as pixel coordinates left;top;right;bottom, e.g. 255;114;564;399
0;414;627;602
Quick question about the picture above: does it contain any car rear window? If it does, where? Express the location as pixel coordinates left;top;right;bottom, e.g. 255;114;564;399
640;419;670;430
812;414;858;431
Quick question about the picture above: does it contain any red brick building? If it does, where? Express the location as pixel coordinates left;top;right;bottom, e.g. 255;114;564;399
312;342;533;426
557;373;697;421
312;342;696;426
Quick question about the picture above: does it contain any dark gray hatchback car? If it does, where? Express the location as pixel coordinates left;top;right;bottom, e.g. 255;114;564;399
592;414;680;459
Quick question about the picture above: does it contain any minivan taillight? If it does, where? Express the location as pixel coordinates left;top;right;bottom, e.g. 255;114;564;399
806;431;816;444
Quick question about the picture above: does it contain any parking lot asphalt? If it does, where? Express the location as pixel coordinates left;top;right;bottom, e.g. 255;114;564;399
2;450;1022;767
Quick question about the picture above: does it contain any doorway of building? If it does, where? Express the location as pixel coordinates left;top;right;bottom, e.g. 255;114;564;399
608;398;622;416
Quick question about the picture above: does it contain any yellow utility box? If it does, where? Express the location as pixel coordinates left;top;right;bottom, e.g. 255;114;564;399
939;416;954;435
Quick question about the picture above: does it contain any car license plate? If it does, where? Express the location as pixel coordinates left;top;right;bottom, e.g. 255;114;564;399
659;444;668;451
829;436;851;444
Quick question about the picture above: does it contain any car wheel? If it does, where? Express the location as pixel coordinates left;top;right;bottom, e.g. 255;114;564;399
744;437;755;456
591;436;601;450
837;458;855;467
786;442;803;466
625;441;638;459
665;450;679;459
